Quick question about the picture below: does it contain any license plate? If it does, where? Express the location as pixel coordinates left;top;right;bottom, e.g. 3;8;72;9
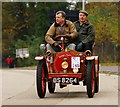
52;77;78;83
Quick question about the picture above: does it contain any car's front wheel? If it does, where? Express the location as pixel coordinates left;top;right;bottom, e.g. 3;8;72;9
86;60;95;98
36;59;47;98
95;57;99;93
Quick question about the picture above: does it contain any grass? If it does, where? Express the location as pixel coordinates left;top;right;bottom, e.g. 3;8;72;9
100;63;120;66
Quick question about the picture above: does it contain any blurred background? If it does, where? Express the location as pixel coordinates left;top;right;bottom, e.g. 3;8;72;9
1;2;119;67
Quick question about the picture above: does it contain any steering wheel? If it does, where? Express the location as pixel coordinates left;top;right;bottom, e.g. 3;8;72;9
54;35;67;41
54;35;67;50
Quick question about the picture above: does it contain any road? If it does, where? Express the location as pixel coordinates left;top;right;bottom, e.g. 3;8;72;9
1;68;119;105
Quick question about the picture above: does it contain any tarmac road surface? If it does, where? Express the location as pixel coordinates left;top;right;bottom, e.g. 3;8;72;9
1;68;119;105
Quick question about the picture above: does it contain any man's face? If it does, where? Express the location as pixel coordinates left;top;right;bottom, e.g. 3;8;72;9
55;13;65;24
79;13;87;22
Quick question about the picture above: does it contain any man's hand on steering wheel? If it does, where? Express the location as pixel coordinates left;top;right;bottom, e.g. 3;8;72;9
65;34;72;39
53;42;59;47
52;42;62;52
53;42;62;48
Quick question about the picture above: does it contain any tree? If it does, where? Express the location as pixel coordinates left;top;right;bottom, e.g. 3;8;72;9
2;2;70;66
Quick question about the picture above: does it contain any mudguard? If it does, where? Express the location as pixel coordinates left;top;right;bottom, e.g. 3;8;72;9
86;56;95;60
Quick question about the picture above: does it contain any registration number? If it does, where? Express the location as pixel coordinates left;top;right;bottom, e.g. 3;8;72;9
52;77;78;83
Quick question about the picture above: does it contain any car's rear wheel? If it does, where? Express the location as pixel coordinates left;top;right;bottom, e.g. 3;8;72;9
86;60;95;98
36;59;47;98
48;82;55;93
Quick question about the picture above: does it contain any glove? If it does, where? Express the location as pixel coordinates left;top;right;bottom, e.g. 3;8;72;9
65;34;71;39
75;42;83;52
52;42;61;52
53;42;59;47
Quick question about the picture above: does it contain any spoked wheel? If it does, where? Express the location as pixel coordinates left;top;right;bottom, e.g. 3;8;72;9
86;60;95;98
48;82;55;93
36;59;47;98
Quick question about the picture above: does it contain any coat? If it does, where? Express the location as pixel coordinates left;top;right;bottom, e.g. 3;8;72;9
6;58;12;64
45;20;78;44
74;20;95;45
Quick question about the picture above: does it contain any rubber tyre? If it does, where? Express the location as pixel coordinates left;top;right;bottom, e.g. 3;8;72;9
36;59;47;98
95;77;99;93
48;82;55;93
95;57;99;93
86;60;95;98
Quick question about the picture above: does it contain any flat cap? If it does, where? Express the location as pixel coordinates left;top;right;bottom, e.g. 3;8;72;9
79;10;88;16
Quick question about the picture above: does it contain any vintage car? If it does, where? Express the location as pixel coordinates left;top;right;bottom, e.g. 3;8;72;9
35;35;99;98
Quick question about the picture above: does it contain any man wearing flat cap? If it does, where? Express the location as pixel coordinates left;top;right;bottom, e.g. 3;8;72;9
74;10;95;52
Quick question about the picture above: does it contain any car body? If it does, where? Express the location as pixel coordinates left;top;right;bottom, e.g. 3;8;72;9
35;35;99;98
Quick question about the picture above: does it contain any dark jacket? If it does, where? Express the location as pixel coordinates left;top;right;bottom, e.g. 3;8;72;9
74;20;95;45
